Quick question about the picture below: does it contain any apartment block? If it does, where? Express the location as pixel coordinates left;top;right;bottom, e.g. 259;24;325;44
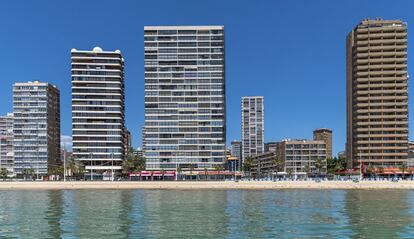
143;26;226;171
71;47;125;173
251;151;277;178
242;96;264;161
346;19;408;168
13;81;61;175
0;113;14;174
251;139;327;178
279;139;327;175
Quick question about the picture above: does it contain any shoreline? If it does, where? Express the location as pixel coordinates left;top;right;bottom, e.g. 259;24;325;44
1;181;414;190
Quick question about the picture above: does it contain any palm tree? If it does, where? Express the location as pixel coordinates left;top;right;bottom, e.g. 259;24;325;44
408;167;413;179
272;155;283;179
399;163;408;179
303;164;311;179
315;157;325;178
189;164;195;181
161;169;165;181
243;156;253;178
176;166;182;181
22;168;35;181
286;168;294;180
214;164;224;180
204;167;208;181
67;157;85;180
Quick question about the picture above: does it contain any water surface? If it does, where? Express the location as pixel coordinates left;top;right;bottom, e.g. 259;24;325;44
0;189;413;238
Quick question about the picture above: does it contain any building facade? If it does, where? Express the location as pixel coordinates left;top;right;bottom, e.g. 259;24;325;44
313;128;332;158
346;19;409;168
408;142;414;166
0;113;14;174
251;139;327;178
251;151;277;178
265;141;279;153
124;129;131;156
13;81;61;176
230;140;242;170
242;96;264;161
71;47;125;174
143;26;226;171
279;139;327;176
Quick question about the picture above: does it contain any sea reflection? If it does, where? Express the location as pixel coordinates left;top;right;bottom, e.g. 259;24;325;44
345;190;413;238
0;189;414;238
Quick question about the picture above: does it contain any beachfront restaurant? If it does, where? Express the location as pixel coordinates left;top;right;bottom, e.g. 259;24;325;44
129;171;176;181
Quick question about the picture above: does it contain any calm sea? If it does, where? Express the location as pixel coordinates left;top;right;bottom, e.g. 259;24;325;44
0;189;413;238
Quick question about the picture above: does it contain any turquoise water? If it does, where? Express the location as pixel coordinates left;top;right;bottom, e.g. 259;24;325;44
0;190;413;238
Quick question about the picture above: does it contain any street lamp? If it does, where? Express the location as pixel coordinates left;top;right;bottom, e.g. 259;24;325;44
63;150;66;182
111;153;114;181
90;153;93;181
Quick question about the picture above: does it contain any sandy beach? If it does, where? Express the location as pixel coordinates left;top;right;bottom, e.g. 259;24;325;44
0;180;414;190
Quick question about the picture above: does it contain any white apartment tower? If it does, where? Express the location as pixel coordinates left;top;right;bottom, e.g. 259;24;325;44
143;26;226;171
0;113;14;174
71;47;125;175
13;81;61;176
242;96;264;161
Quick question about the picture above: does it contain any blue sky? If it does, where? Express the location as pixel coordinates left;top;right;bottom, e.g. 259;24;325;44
0;0;413;155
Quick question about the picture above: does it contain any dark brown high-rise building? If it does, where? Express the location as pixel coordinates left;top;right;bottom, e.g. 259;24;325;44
346;19;409;169
313;128;332;159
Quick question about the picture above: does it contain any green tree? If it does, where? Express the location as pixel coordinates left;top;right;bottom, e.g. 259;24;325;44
0;168;8;179
122;147;146;176
327;157;347;175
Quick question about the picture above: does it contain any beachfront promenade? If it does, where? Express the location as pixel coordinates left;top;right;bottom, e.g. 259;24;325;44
1;180;414;190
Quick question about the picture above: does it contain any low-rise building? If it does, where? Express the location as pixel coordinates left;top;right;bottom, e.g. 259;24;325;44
280;139;327;177
251;138;327;178
251;151;277;178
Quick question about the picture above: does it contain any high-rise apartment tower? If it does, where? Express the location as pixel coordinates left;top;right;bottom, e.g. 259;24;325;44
13;81;61;176
242;96;264;161
143;26;226;171
71;47;125;174
346;19;408;168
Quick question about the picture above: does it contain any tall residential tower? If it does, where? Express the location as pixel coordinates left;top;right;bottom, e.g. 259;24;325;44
0;113;14;174
13;81;61;176
143;26;226;171
346;19;408;168
71;47;125;174
242;96;264;161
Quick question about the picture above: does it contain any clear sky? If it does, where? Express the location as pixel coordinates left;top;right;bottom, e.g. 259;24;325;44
0;0;413;156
